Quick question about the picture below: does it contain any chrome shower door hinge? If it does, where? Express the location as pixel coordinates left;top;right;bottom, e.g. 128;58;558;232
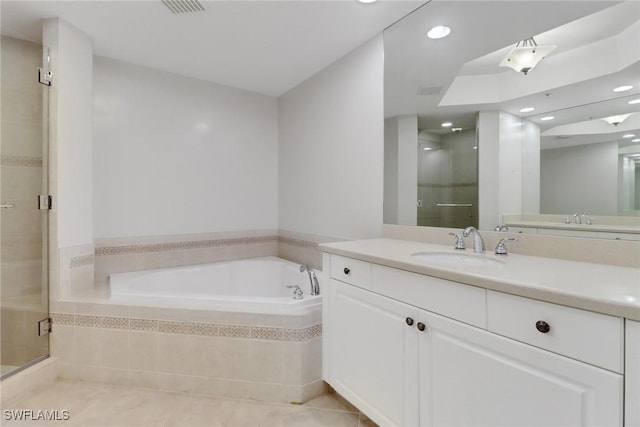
38;318;52;336
38;68;52;86
38;195;52;210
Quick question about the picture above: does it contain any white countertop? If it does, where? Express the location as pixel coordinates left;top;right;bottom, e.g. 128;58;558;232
319;238;640;321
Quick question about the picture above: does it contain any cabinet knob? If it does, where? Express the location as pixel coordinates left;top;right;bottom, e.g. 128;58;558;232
343;267;350;275
405;317;414;326
535;320;550;334
417;322;426;332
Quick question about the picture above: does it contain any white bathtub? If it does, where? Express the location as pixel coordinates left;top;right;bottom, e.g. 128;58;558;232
108;257;321;312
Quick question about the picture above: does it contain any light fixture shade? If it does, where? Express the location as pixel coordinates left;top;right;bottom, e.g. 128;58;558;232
601;113;634;126
500;38;556;75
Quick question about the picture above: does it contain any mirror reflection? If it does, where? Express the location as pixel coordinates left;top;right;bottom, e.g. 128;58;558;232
383;0;640;238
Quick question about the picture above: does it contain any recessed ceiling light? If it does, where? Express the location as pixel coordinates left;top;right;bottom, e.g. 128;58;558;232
540;116;555;121
629;99;640;105
452;127;462;132
613;85;633;92
423;147;432;151
632;138;640;142
519;107;535;113
441;122;452;127
357;0;376;3
473;146;478;150
623;134;636;138
427;26;451;39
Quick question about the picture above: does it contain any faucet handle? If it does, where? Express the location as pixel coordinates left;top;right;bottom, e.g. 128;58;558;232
287;285;303;299
449;233;466;250
494;224;509;232
495;237;518;255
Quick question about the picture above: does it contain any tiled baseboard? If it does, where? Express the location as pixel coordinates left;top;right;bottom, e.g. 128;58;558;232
0;358;59;407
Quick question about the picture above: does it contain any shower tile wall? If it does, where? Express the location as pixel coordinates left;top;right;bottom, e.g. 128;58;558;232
1;36;48;369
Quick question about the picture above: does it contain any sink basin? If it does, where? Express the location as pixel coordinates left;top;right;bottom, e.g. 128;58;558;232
411;251;504;268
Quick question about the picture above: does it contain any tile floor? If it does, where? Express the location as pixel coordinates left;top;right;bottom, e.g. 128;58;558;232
2;380;377;426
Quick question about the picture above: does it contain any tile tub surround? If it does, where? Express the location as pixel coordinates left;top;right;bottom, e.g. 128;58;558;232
92;230;345;289
48;303;324;404
93;231;279;288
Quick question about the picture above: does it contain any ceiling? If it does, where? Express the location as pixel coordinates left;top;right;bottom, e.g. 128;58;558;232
383;0;640;151
1;0;424;97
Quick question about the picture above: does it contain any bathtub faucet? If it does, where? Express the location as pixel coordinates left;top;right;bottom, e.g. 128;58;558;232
300;265;320;296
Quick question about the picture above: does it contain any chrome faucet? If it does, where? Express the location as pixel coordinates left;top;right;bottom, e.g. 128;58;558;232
495;237;518;255
462;226;485;253
573;213;582;225
300;265;320;295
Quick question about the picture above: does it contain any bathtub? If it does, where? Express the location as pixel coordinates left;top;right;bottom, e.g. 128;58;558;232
108;256;321;312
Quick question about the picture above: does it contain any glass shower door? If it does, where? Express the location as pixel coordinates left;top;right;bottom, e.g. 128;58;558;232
1;36;50;378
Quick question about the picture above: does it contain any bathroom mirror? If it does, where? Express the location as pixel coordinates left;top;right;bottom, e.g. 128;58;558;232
383;0;640;237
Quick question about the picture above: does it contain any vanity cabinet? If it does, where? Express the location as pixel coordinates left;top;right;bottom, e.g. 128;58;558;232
626;320;640;427
324;254;624;427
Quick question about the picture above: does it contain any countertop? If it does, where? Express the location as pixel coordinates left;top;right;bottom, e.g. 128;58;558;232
319;238;640;321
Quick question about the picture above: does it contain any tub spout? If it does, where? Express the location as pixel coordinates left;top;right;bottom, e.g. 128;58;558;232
300;265;320;296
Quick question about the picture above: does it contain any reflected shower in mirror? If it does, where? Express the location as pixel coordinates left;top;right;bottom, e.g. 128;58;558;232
383;0;640;238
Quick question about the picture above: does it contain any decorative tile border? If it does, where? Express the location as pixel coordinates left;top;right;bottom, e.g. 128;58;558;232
70;254;95;268
277;236;308;248
50;313;321;342
95;236;278;256
0;155;43;167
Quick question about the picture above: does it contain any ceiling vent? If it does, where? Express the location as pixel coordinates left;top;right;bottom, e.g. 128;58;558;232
162;0;205;14
417;85;442;96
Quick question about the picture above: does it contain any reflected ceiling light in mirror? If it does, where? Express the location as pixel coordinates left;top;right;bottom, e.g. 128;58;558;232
629;99;640;105
499;37;555;75
519;107;535;113
540;116;555;121
632;138;640;143
613;85;633;92
427;25;451;39
441;122;452;127
357;0;377;3
452;127;462;132
601;113;633;126
623;134;636;138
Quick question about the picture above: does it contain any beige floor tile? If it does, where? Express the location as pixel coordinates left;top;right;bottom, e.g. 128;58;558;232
3;380;374;427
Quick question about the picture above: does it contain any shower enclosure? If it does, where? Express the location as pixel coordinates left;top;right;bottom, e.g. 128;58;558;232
0;35;50;378
417;128;479;228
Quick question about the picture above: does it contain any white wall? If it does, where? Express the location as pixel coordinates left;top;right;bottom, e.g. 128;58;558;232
43;18;94;248
541;141;618;215
278;36;384;239
384;115;417;226
478;111;540;228
93;57;279;238
521;119;540;214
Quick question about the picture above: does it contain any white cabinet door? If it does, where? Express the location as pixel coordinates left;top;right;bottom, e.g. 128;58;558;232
626;320;640;427
419;310;623;427
326;279;419;427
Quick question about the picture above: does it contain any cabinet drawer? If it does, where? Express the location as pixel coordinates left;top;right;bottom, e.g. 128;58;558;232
487;291;623;373
330;255;372;289
372;265;486;328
